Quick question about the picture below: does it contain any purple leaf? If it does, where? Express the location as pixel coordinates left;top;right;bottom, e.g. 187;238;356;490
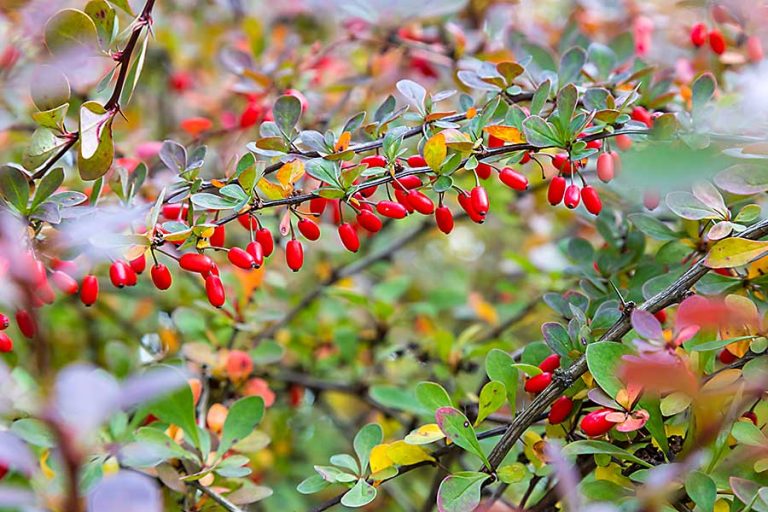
0;486;36;508
119;367;188;411
630;310;662;340
52;364;120;437
87;471;162;512
0;432;36;476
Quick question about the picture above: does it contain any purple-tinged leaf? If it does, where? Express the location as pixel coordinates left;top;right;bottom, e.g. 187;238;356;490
0;432;36;476
435;407;489;468
631;310;662;340
436;472;489;512
52;364;120;437
87;471;162;512
666;191;719;221
119;367;187;411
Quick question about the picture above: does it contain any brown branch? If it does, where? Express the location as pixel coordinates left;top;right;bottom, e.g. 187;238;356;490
189;481;244;512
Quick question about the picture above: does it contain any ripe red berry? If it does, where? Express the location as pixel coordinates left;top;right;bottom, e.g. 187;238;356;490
255;228;274;257
0;314;8;330
124;265;138;287
407;190;435;215
719;348;738;364
151;264;172;290
129;254;146;274
338;223;360;252
488;135;504;148
654;309;667;324
376;200;408;219
0;333;12;353
553;154;573;175
476;163;493;180
709;30;726;55
742;411;758;426
15;310;36;339
458;192;485;224
310;197;327;215
179;253;215;274
610;150;622;173
548;396;574;424
564;185;581;209
358;183;377;198
297;218;321;241
538;354;561;373
357;210;382;233
210;225;226;247
470;186;489;216
548;176;567;205
162;203;189;220
631;106;653;128
615;134;632;151
36;281;56;304
580;408;615;437
109;261;129;288
394;189;415;213
237;213;259;231
597;153;614;183
80;275;99;306
205;274;226;308
643;190;660;210
435;207;454;234
499;167;528;191
690;22;708;47
360;155;387;168
246;241;264;268
286;239;304;271
393;175;422;192
51;271;78;295
406;155;427;167
582;186;602;215
524;372;552;393
586;139;602;150
228;247;256;269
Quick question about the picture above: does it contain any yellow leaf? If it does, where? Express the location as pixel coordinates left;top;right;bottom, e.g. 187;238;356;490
705;238;768;269
746;254;768;279
40;450;55;479
595;463;632;487
369;444;394;474
425;111;456;122
423;133;447;171
469;292;498;325
714;500;730;512
257;178;291;200
335;131;351;152
440;128;474;153
386;440;435;466
483;125;525;143
404;423;446;445
276;159;305;188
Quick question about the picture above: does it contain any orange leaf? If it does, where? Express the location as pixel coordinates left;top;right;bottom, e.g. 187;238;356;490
180;117;213;137
276;159;305;188
335;131;351;152
483;125;524;143
466;107;477;119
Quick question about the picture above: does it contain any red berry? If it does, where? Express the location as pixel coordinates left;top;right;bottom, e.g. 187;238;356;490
582;186;602;215
246;241;264;268
538;354;561;373
615;134;632;151
151;264;172;290
631;107;653;128
309;197;327;216
524;372;552;393
286;239;304;271
394;189;415;213
407;190;435;215
654;309;667;324
255;228;274;257
124;265;138;287
488;135;504;148
586;139;602;150
457;192;484;224
210;225;226;247
553;154;573;175
719;348;738;364
358;183;377;198
643;190;660;210
597;153;614;183
80;275;99;306
161;203;189;220
109;261;129;288
548;396;574;424
0;314;8;330
520;152;532;164
179;253;215;274
51;271;78;295
357;210;382;233
228;247;256;269
690;23;708;47
297;218;321;241
205;274;226;308
709;30;726;55
580;408;615;437
376;200;408;219
499;167;528;191
35;282;56;304
476;163;493;180
470;186;489;216
747;36;764;63
338;223;360;252
239;102;263;128
393;175;422;192
289;384;304;407
435;207;454;234
129;254;146;274
15;310;36;339
548;176;567;205
406;155;427;167
0;333;12;353
742;411;758;425
610;150;622;173
360;155;387;168
237;213;259;231
564;185;581;209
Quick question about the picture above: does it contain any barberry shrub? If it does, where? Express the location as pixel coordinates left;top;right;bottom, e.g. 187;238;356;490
0;1;767;511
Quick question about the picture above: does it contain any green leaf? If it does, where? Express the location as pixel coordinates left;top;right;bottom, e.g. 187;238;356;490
44;9;99;56
218;396;264;456
715;165;768;195
484;349;518;407
78;101;114;180
529;80;550;116
30;65;70;111
297;474;330;494
628;213;679;241
23;128;68;170
84;0;116;50
497;463;527;484
416;382;452;413
396;79;427;114
31;168;64;212
588;43;617;79
107;0;133;15
146;372;199;448
353;424;382;474
436;472;490;512
435;407;490;469
341;479;377;508
368;385;426;415
559;47;586;86
557;84;579;133
475;381;506;425
0;165;30;213
732;420;767;447
685;471;716;512
119;33;149;106
273;95;302;136
562;440;652;468
692;73;716;112
666;191;719;221
541;322;570;357
305;159;341;187
330;454;359;475
522;116;560;147
586;342;632;399
190;193;239;210
32;104;70;132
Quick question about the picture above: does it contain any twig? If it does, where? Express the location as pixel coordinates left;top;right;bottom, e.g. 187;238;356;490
190;481;245;512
